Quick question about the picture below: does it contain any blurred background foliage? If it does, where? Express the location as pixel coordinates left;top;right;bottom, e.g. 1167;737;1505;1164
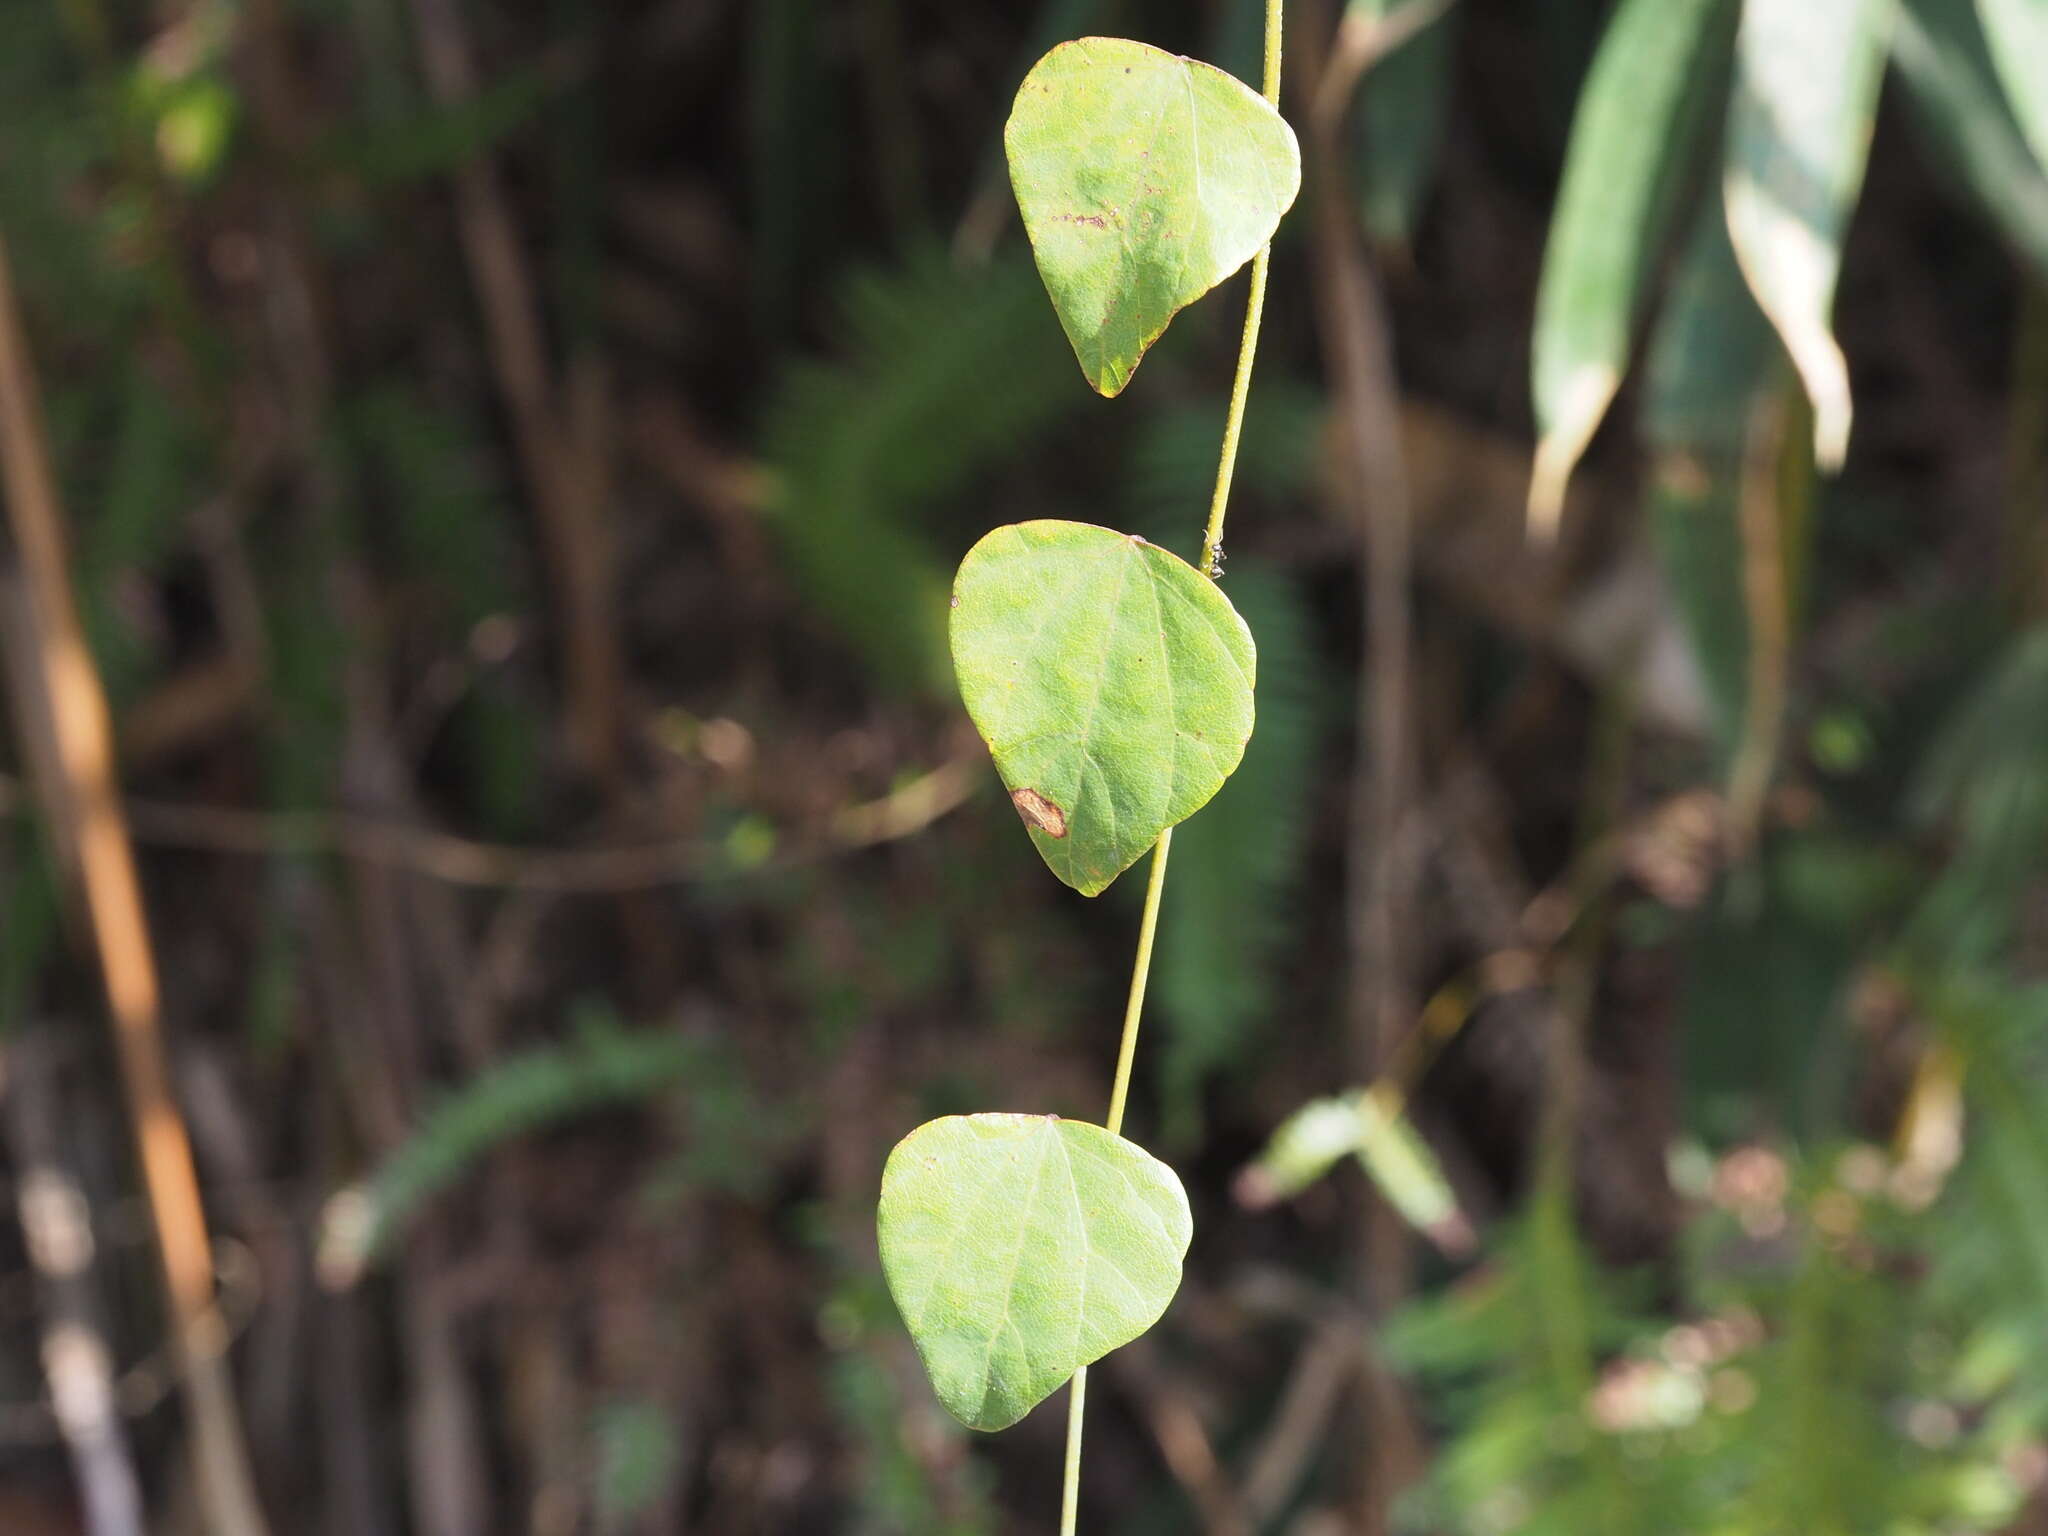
0;0;2044;1532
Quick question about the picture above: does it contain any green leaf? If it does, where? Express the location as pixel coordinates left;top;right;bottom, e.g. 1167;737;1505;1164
877;1113;1192;1431
1643;200;1779;755
1352;2;1458;249
950;520;1256;896
1979;0;2048;171
1528;0;1732;533
1724;0;1891;471
1240;1086;1470;1252
1350;1088;1466;1246
1645;200;1780;461
1894;0;2048;281
1006;37;1301;396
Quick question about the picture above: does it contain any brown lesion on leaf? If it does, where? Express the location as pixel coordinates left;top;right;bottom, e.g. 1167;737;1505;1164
1053;212;1110;230
1010;787;1069;838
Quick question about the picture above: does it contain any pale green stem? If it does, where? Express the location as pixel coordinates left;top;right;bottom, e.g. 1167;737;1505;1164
1061;6;1283;1527
1105;823;1173;1136
1198;0;1284;578
1261;0;1284;101
1061;825;1171;1536
1060;1364;1089;1536
1199;248;1274;578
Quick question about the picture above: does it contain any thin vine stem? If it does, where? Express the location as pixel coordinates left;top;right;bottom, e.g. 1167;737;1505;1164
1105;823;1174;1136
1199;0;1284;578
1062;6;1284;1529
1060;1362;1089;1535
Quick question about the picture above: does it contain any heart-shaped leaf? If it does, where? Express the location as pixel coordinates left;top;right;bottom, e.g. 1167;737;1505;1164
951;520;1256;896
1006;37;1301;396
877;1113;1192;1431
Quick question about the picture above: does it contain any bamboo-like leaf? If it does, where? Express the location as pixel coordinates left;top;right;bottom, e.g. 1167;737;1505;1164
1646;205;1781;461
876;1114;1192;1431
1643;201;1780;753
1351;1;1458;248
950;520;1256;896
1527;0;1732;535
1006;37;1301;395
1724;0;1892;471
1894;0;2048;279
1978;0;2048;171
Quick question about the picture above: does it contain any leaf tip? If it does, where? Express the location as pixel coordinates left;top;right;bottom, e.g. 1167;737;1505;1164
1525;454;1570;546
1089;361;1133;397
1812;392;1851;472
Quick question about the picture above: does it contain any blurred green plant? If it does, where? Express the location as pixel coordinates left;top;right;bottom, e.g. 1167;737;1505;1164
1531;0;2048;532
322;1005;738;1278
761;250;1078;694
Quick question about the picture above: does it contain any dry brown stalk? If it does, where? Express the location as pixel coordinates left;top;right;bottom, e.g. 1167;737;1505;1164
0;230;270;1536
0;750;981;892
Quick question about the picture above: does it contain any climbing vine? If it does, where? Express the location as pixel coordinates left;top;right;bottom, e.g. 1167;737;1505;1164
875;10;1296;1530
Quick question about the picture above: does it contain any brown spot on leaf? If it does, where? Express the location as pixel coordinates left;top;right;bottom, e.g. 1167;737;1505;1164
1010;787;1069;839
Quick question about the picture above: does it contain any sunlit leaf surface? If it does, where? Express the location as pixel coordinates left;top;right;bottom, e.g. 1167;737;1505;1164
877;1114;1192;1431
951;520;1255;896
1006;36;1300;395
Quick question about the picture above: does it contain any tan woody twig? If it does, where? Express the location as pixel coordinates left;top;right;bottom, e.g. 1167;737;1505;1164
0;229;270;1536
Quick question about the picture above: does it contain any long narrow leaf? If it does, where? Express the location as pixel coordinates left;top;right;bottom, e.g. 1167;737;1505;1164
1643;205;1778;753
1351;1;1459;248
1893;0;2048;280
1644;199;1796;766
1528;0;1732;535
1978;0;2048;171
1724;0;1891;471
